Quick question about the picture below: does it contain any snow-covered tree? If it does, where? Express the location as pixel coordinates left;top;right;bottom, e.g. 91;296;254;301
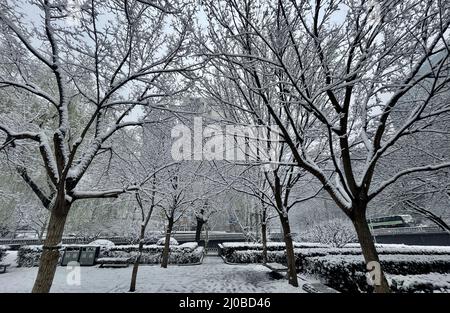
0;0;198;292
299;218;356;248
199;0;450;292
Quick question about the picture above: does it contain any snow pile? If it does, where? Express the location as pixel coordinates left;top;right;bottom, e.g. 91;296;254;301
156;237;179;246
88;240;115;248
178;242;199;250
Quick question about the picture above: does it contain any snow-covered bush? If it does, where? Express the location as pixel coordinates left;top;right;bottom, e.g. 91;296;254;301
219;242;328;260
88;239;115;256
220;243;450;269
389;273;450;293
17;246;64;267
17;242;202;267
304;254;450;293
99;242;201;265
156;237;179;246
170;247;204;264
226;250;288;265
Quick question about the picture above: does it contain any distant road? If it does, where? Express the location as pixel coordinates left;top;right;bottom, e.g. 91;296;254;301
373;226;450;246
0;231;250;249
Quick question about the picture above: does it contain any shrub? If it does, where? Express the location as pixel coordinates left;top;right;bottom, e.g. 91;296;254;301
219;242;328;260
226;250;288;264
99;242;201;265
17;246;64;268
17;243;202;267
389;273;450;293
298;218;356;247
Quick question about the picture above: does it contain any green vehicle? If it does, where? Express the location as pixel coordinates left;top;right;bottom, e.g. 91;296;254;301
368;215;414;230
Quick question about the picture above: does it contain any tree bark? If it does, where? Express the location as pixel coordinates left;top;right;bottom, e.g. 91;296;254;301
161;218;174;268
195;218;204;243
280;215;299;287
32;200;69;293
352;209;391;293
129;225;145;292
261;221;268;264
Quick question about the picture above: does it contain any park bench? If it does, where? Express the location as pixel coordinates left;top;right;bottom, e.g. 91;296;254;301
97;257;131;268
263;262;289;280
0;264;11;274
302;282;339;293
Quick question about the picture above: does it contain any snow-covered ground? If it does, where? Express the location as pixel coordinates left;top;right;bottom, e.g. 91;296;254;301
0;252;307;293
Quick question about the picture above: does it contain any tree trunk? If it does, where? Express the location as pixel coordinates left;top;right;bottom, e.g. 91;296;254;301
129;225;145;292
32;201;69;293
195;218;204;243
204;223;209;255
352;209;391;293
161;219;173;268
280;215;299;287
261;221;268;264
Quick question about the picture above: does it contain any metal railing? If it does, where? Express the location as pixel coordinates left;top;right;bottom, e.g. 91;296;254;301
0;232;249;247
372;226;445;236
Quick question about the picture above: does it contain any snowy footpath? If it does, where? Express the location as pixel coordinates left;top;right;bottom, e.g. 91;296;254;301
0;252;307;293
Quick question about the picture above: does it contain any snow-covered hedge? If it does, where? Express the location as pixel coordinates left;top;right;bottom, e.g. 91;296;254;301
225;250;287;264
343;244;450;255
389;273;450;293
219;242;328;260
17;246;65;267
17;243;203;267
99;242;202;265
296;246;450;269
304;254;450;293
220;243;450;267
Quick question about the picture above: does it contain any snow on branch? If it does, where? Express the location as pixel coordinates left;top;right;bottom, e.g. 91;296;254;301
369;162;450;200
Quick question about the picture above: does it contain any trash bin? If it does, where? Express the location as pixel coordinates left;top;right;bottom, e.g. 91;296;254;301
61;247;81;266
79;246;99;266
